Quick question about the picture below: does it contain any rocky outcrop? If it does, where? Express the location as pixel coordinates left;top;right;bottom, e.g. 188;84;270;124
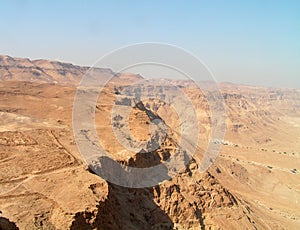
72;101;265;229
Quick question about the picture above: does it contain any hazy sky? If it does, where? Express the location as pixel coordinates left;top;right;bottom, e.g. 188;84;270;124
0;0;299;88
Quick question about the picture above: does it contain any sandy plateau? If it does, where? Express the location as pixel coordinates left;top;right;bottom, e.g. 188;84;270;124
0;55;299;229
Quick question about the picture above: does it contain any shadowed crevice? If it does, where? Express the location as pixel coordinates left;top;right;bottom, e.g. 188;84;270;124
70;182;174;230
0;216;19;230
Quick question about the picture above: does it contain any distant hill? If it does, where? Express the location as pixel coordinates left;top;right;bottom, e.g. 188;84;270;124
0;55;143;85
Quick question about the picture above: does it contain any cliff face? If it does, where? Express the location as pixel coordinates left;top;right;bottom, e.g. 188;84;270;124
71;170;263;230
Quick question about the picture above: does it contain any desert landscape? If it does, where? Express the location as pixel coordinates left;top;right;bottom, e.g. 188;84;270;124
0;55;299;229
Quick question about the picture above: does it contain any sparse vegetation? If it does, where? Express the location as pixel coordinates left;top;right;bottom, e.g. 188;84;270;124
291;168;298;174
